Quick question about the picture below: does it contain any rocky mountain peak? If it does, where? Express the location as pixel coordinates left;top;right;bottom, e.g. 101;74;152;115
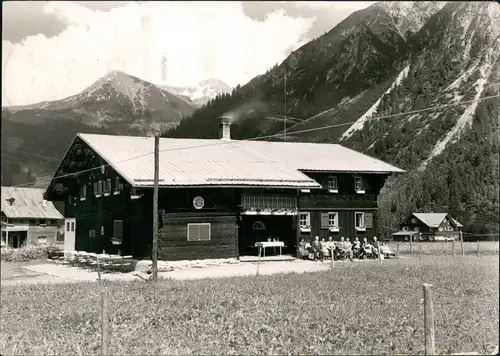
374;1;447;39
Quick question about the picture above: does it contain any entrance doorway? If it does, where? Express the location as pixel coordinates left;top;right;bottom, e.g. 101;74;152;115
5;231;28;248
238;215;296;256
64;218;76;252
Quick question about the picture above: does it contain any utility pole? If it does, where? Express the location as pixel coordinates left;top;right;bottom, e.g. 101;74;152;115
152;134;159;281
284;64;287;142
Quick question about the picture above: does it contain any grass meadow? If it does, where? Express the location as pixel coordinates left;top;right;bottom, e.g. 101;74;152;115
1;255;498;355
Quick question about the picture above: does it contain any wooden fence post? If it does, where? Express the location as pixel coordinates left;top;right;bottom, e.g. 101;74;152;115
331;247;334;269
101;289;110;356
410;234;413;254
377;242;382;263
441;243;444;254
423;283;435;355
461;240;464;257
477;243;480;258
419;244;422;258
397;243;400;257
97;256;102;281
256;246;262;276
452;241;455;258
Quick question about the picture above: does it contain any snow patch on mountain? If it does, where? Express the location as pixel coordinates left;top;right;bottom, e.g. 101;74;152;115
341;65;410;140
160;78;232;107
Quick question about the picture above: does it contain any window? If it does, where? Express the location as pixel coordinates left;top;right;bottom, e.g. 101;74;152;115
105;178;112;195
429;227;434;232
131;187;141;199
113;220;123;238
354;176;365;193
414;227;420;232
328;176;338;192
89;230;96;238
355;212;366;231
187;223;211;241
299;212;311;232
438;227;444;232
95;180;103;196
328;212;339;231
252;221;266;230
402;226;409;231
38;236;47;245
114;177;124;194
66;222;70;231
80;185;87;200
71;222;75;232
39;219;47;225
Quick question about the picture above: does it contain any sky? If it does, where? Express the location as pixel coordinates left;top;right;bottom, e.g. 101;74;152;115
2;1;374;106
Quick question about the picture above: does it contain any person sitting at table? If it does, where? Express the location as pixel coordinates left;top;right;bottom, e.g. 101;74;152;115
298;238;308;259
320;237;330;258
361;237;375;259
352;237;361;259
326;236;335;259
344;237;354;261
311;236;323;261
337;236;346;260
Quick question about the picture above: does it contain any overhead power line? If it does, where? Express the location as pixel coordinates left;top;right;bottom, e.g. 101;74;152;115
11;94;499;189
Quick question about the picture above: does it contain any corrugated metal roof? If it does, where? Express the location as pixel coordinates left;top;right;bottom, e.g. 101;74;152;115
1;187;64;219
412;213;448;228
78;134;404;188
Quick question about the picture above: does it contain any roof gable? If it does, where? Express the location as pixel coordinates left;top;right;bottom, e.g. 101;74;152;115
412;213;448;228
70;133;404;188
1;187;64;219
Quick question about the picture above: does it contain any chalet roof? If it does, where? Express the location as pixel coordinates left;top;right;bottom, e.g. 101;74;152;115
412;213;455;228
76;134;404;188
450;217;463;228
1;187;64;219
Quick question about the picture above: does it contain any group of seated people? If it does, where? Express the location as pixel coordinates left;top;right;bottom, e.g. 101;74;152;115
298;235;380;261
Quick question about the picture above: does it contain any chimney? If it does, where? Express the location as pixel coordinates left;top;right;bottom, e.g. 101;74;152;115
218;117;231;140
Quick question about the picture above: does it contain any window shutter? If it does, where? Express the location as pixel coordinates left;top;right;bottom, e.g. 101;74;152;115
320;213;329;229
187;224;199;241
113;220;123;238
365;212;373;229
199;224;211;240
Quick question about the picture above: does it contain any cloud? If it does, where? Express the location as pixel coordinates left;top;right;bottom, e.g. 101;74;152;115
2;1;314;106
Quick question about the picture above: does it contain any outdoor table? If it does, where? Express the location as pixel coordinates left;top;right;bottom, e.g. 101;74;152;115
254;241;285;257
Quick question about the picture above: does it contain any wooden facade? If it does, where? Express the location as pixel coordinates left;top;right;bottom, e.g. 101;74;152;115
45;136;394;260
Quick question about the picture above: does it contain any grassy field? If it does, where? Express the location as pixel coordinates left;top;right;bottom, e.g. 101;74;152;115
387;241;499;256
1;256;498;355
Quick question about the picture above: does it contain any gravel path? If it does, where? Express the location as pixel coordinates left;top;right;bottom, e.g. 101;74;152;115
2;258;387;285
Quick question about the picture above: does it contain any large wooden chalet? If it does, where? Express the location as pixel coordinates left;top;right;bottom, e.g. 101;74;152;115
44;118;404;261
392;213;463;242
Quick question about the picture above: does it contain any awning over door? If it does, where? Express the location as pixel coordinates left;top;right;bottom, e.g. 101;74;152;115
241;195;298;215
